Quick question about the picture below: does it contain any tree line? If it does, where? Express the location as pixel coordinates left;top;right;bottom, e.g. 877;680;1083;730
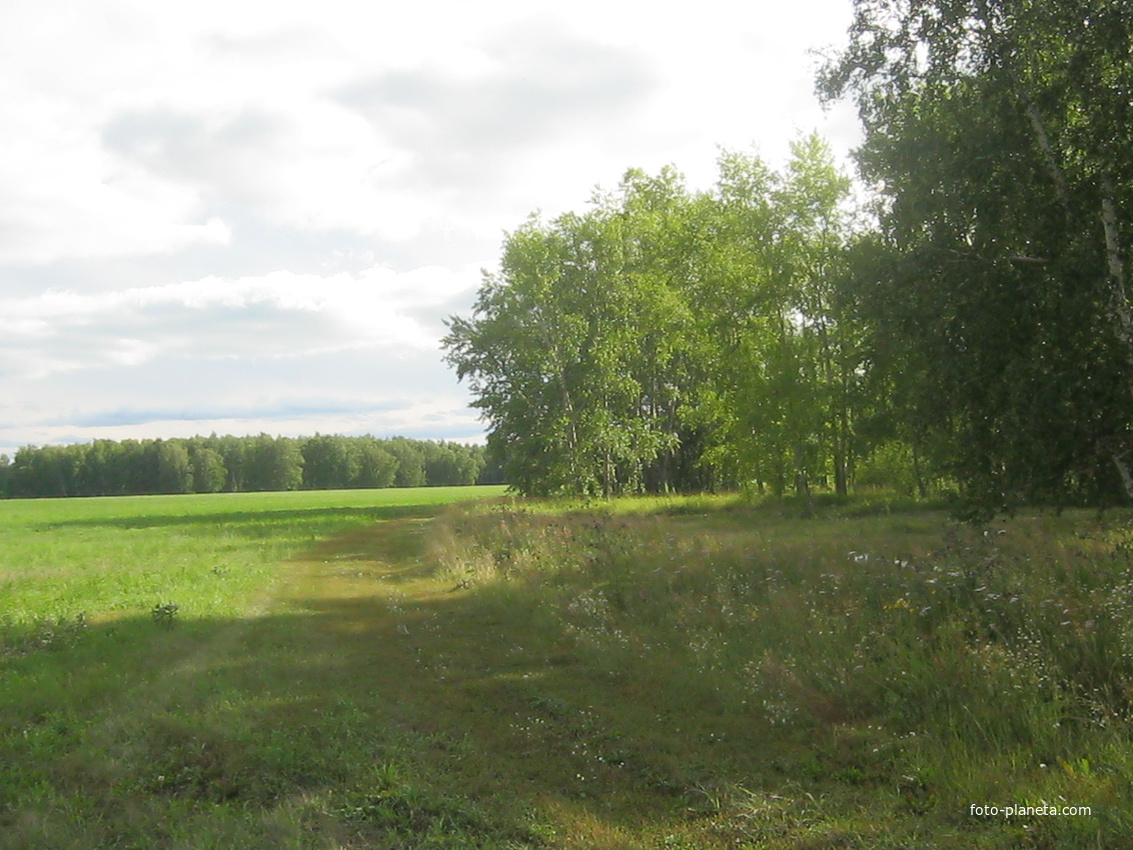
445;0;1133;510
0;434;498;499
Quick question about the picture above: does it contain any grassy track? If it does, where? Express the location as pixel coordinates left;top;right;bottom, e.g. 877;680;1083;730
0;486;504;847
2;490;1132;847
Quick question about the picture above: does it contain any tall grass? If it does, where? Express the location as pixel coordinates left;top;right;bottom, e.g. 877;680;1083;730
429;501;1133;846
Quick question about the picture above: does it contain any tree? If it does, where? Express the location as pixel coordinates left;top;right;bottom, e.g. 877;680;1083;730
445;148;867;498
188;441;227;493
217;436;248;492
244;434;303;492
80;439;125;496
820;0;1133;505
444;215;599;496
681;142;861;497
774;136;863;495
422;441;485;486
605;168;715;492
445;183;691;497
0;434;499;499
155;440;194;494
13;444;86;497
384;437;426;488
302;434;360;490
354;438;398;488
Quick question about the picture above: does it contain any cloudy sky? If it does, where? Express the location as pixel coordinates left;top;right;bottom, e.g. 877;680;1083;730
0;0;859;458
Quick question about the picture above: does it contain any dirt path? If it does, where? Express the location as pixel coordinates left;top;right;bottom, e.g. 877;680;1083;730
29;514;757;848
266;516;714;848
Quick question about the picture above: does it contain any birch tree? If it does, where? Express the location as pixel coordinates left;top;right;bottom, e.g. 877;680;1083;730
820;0;1133;504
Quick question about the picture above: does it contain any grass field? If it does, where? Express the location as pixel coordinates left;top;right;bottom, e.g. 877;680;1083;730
2;488;1132;847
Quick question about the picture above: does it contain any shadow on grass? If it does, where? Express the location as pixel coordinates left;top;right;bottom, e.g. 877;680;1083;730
32;503;451;537
0;519;792;850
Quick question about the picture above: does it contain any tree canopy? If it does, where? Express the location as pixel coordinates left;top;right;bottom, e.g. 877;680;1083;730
446;0;1133;509
445;138;864;498
819;0;1133;506
0;434;490;499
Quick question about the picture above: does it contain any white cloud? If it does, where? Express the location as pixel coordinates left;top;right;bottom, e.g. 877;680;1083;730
0;264;478;380
0;1;857;267
0;342;484;457
0;0;860;454
335;17;659;189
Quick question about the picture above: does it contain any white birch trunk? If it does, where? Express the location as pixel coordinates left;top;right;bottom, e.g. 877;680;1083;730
1025;101;1071;206
1099;176;1133;498
1022;99;1133;498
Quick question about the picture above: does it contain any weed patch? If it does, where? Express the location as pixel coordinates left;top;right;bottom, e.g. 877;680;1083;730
424;502;1133;846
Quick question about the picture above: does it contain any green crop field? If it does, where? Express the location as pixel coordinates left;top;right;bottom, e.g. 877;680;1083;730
2;489;1131;848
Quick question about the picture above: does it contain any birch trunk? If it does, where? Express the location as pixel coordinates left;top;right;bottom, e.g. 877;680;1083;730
1023;99;1133;499
1100;177;1133;366
1112;451;1133;501
1025;100;1071;206
1098;177;1133;499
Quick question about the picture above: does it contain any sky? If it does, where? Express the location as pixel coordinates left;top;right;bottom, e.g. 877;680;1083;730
0;0;860;458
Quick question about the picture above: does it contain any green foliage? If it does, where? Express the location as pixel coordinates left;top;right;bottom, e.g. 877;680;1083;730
354;436;399;488
0;435;490;499
301;433;359;490
156;440;194;494
244;434;303;492
447;198;683;496
190;445;227;494
442;0;1133;510
422;440;485;486
385;437;428;488
819;0;1133;508
445;141;865;498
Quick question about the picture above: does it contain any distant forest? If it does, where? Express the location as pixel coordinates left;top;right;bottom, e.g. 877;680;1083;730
445;0;1133;511
0;435;498;499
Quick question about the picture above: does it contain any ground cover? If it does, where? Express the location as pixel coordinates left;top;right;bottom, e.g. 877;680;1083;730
0;486;502;846
1;490;1130;847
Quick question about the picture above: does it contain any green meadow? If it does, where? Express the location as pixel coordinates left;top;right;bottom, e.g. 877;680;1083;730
2;488;1132;847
